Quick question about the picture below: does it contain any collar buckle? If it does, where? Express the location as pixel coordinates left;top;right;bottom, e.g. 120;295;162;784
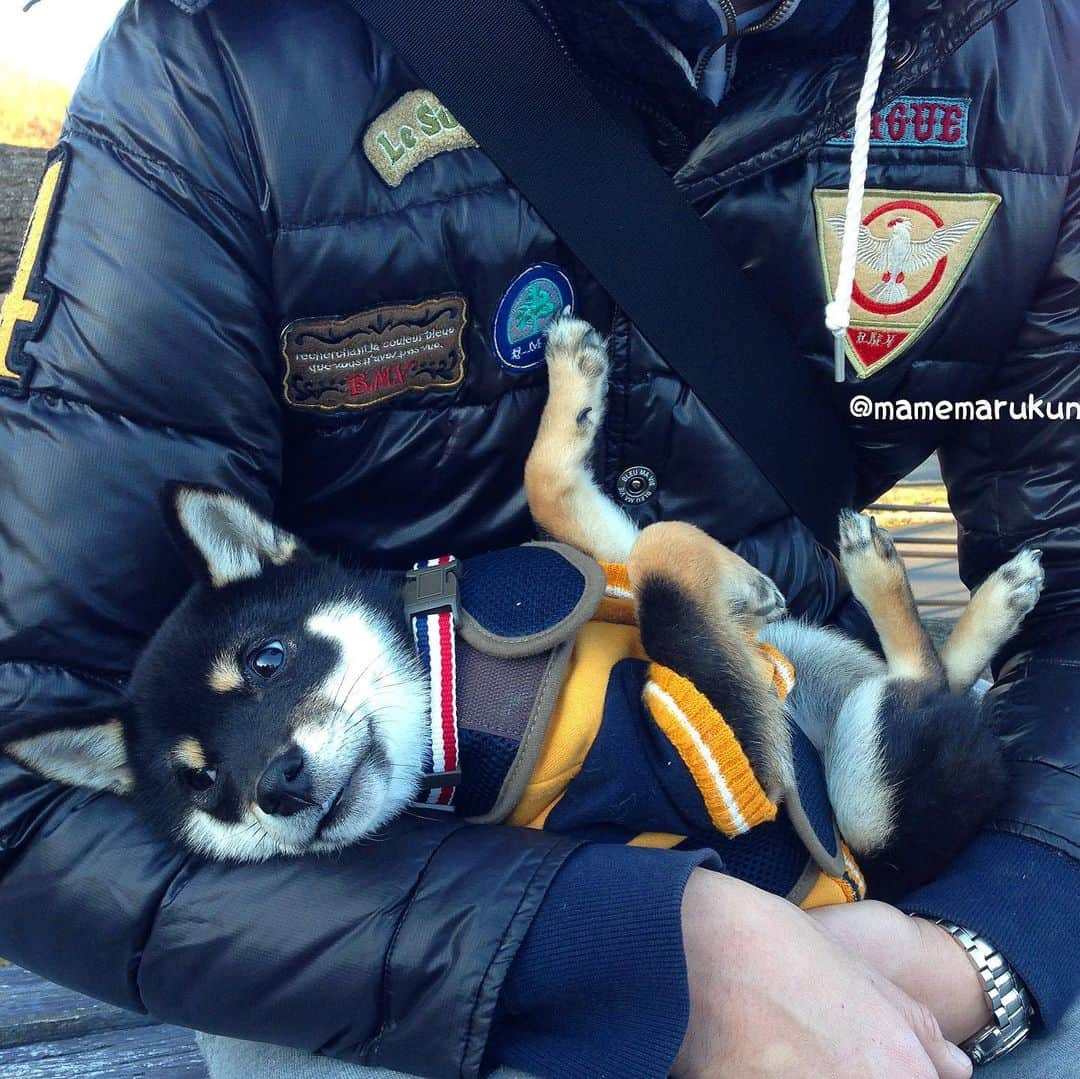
404;557;460;621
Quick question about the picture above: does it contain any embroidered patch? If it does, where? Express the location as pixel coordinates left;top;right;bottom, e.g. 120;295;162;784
492;263;575;371
280;295;467;411
0;146;68;396
363;90;478;188
813;189;1000;378
827;97;970;148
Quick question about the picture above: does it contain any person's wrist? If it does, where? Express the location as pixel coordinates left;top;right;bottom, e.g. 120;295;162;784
809;901;994;1045
914;918;995;1042
675;873;974;1079
492;846;713;1079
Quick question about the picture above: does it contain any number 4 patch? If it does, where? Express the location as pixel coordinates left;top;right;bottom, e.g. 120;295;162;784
0;146;68;396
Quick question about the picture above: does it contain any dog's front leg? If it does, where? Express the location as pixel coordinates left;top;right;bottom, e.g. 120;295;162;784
524;316;638;563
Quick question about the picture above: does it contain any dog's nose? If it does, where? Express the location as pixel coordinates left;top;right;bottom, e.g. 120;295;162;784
256;746;315;817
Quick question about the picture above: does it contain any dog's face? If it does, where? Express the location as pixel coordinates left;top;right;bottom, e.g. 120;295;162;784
5;487;429;861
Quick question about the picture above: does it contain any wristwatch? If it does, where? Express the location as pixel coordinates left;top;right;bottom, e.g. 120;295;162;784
935;919;1035;1065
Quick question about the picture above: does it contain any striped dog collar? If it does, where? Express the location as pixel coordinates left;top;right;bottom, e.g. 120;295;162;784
406;556;462;809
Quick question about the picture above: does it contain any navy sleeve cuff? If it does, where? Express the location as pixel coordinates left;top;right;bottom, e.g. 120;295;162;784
486;843;717;1079
900;832;1080;1029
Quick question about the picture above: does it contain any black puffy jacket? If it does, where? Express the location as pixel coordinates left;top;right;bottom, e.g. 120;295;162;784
1;0;1077;1073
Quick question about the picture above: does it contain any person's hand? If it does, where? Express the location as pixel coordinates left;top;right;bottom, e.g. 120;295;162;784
809;899;993;1044
673;870;973;1079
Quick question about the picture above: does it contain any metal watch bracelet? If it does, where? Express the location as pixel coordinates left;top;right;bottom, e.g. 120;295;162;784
935;919;1034;1065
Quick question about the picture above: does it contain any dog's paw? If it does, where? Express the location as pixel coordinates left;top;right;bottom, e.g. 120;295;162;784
730;567;788;627
988;548;1044;621
838;509;899;565
544;314;609;383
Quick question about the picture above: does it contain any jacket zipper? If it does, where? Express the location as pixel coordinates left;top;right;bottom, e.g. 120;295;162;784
531;0;692;157
694;0;797;90
692;0;736;88
742;0;798;36
692;43;720;90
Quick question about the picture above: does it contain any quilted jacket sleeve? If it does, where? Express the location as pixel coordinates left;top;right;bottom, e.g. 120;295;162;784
0;9;584;1075
900;129;1080;1028
939;128;1080;860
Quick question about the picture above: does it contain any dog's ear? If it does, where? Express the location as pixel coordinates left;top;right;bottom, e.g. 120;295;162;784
4;718;132;795
164;484;305;588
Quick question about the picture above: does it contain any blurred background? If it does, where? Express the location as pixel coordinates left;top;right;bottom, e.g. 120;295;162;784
1;1;122;295
0;0;125;146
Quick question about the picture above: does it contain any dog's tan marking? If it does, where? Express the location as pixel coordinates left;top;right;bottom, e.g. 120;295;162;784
941;549;1044;692
838;511;944;684
524;317;638;563
208;653;244;693
628;521;793;798
171;736;208;772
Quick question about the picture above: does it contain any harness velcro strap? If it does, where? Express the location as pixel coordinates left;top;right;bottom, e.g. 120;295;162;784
409;556;461;809
456;542;605;657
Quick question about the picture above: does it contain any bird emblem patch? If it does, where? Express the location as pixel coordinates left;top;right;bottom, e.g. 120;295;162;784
813;189;1000;378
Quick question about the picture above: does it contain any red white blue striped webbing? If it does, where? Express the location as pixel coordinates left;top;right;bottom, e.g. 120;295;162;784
410;556;459;809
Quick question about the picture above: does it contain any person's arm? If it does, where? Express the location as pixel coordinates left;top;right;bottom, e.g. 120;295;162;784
894;123;1080;1037
0;9;679;1076
816;128;1080;1045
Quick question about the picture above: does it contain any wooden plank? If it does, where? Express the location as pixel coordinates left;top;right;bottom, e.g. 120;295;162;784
0;1023;208;1078
0;965;153;1049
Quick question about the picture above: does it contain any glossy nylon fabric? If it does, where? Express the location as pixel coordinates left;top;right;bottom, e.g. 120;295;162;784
0;0;1078;1074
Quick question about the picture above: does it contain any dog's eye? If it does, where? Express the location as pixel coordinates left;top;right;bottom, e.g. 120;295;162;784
248;640;286;678
181;767;218;792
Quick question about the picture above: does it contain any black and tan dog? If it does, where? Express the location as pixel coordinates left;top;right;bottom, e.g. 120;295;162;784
4;317;1043;900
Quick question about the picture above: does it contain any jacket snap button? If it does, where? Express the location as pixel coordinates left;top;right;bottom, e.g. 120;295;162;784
617;465;657;505
888;37;916;69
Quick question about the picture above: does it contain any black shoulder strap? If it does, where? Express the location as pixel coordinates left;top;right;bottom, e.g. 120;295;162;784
344;0;854;549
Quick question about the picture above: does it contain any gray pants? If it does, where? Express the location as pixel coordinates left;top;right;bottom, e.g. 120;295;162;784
983;991;1080;1078
197;991;1079;1078
195;1033;533;1078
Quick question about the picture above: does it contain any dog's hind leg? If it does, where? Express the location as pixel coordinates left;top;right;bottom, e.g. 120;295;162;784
524;316;639;563
628;521;792;799
837;510;945;686
939;550;1044;692
830;514;1016;897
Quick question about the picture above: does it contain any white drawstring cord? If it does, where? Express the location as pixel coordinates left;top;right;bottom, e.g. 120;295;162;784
825;0;891;382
